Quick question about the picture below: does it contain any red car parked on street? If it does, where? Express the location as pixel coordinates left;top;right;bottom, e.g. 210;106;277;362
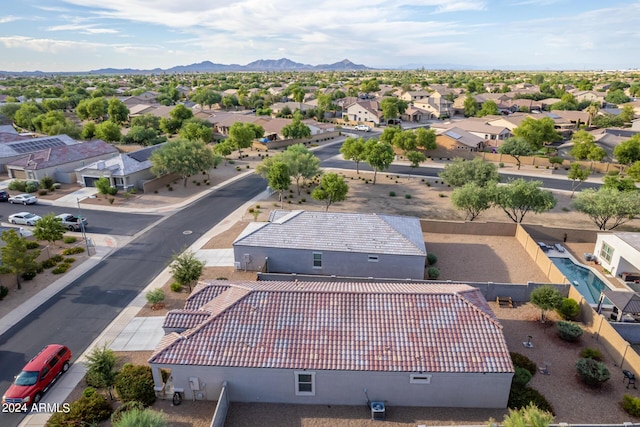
2;344;72;409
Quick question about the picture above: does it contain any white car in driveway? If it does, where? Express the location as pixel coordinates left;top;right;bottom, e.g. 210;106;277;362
8;212;42;226
354;124;371;132
8;193;38;205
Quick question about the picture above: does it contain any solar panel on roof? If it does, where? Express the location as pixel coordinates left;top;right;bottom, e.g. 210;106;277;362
128;144;163;162
10;137;66;154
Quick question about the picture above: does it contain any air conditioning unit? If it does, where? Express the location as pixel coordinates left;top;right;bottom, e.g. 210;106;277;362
234;262;241;270
189;377;200;391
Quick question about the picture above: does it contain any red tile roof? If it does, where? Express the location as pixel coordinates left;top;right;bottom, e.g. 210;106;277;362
150;281;513;374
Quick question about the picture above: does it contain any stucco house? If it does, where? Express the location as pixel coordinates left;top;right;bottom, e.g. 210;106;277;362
6;139;119;183
594;232;640;282
233;210;427;280
149;280;514;408
0;134;79;172
436;127;484;151
343;100;382;125
74;143;163;190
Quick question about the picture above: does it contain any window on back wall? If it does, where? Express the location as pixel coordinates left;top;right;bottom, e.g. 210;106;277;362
295;371;315;396
600;242;614;263
368;255;379;263
313;252;322;268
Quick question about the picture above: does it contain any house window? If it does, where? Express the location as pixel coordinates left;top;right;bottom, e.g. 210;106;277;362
295;371;315;396
313;252;322;268
600;242;614;263
368;255;379;263
410;374;432;384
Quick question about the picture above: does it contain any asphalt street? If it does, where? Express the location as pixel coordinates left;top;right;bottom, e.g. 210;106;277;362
0;174;266;427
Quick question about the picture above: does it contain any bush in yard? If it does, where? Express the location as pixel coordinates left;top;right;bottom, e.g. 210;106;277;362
427;267;440;279
622;394;640;417
510;352;537;376
46;393;112;427
110;401;146;424
113;408;168;427
170;282;182;292
52;263;71;274
512;367;533;388
63;236;77;244
25;180;39;193
557;297;580;320
426;253;438;266
41;258;59;269
507;387;554;415
83;387;97;397
21;270;37;280
25;241;40;249
502;404;554;427
63;246;85;255
580;347;604;361
0;285;8;300
530;285;563;323
85;345;118;399
557;320;583;342
52;254;64;262
114;364;156;407
576;357;610;387
146;288;165;305
8;180;27;192
40;176;55;191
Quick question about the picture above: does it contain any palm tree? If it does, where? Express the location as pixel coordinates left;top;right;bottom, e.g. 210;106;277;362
586;103;600;127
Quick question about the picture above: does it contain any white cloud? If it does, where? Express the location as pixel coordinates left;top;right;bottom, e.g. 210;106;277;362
0;16;22;24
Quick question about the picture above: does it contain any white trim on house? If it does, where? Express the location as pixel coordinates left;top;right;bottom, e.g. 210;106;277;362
295;371;316;396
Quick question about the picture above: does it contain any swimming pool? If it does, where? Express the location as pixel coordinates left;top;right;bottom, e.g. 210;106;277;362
550;257;611;305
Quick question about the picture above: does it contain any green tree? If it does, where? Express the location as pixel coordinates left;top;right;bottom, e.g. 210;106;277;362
406;150;426;171
179;119;213;143
131;114;161;131
493;178;556;223
451;182;495;221
81;121;96;140
228;122;264;157
169;104;193;122
380;126;401;146
85;344;118;399
14;102;44;131
415;127;437;150
614;135;640;164
122;126;164;146
95;121;122;142
213;140;235;163
513;117;561;150
501;404;553;427
312;172;349;211
150;138;221;187
282;113;311;139
364;140;395;184
169;250;204;292
620;105;635;124
477;100;499;117
603;171;637;192
192;88;221;110
359;79;379;94
76;97;108;121
605;89;630;105
33;213;66;247
340;136;367;174
282;144;321;195
498;137;534;170
0;229;40;289
107;98;129;125
569;130;597;160
463;94;478;117
95;177;117;196
530;286;564;323
573;187;640;230
626;161;640;182
567;163;591;198
439;157;500;188
585;103;600;127
392;130;417;153
267;161;291;208
380;97;400;121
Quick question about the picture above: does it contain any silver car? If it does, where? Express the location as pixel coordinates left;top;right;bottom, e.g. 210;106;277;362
8;193;38;205
8;212;42;226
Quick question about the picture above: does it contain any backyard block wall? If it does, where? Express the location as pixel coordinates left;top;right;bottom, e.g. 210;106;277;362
515;225;569;285
420;219;516;236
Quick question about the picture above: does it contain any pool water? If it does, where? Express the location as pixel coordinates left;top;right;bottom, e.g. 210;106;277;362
550;257;611;305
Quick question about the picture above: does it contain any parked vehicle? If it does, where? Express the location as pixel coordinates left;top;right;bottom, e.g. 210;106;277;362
2;344;72;408
55;213;88;231
8;212;42;226
354;124;371;131
8;193;38;205
0;190;9;202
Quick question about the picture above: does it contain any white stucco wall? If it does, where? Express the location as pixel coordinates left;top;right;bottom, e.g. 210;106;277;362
595;234;640;279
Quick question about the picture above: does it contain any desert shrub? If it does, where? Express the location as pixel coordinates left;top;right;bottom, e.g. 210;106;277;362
507;386;554;414
41;258;59;269
622;394;640;417
170;282;182;292
557;321;583;342
21;270;37;280
52;263;71;274
25;241;40;249
0;285;9;300
64;257;76;263
580;347;604;361
510;352;537;376
146;289;165;305
83;387;97;398
35;263;44;273
389;191;396;197
113;408;168;427
52;254;64;262
63;247;85;255
427;267;440;279
512;367;533;388
557;298;580;320
110;401;146;425
404;194;412;199
40;176;55;190
576;357;611;386
427;253;438;266
63;236;77;244
38;189;48;196
25;180;39;193
114;365;156;407
46;393;112;427
8;179;27;192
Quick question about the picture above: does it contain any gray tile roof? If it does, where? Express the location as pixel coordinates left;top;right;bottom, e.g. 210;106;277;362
234;210;426;256
149;280;513;374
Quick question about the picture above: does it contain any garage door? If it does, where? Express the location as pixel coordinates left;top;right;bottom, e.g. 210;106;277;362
84;176;100;187
10;168;26;179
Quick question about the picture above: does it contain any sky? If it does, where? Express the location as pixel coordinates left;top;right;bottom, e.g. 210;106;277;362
1;0;639;72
